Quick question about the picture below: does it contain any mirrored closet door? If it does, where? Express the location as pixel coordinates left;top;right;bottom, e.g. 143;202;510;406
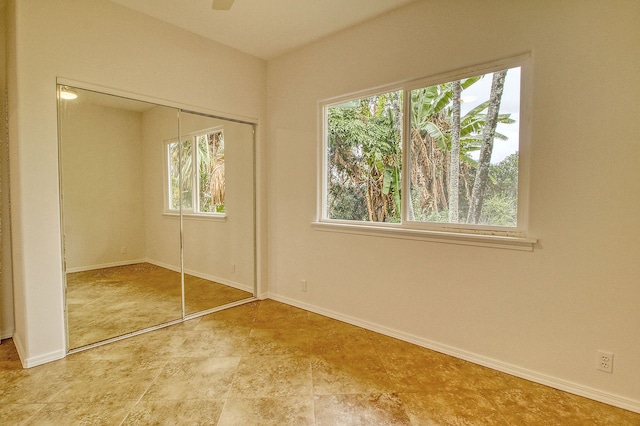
178;111;255;316
58;85;256;351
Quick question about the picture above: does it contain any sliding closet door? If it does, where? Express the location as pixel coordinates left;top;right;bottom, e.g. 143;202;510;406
178;111;255;316
59;85;182;350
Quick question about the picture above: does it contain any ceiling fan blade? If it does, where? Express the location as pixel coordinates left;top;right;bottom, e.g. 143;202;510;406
212;0;234;10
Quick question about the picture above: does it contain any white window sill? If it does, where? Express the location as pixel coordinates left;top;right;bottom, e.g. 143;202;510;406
163;212;227;222
311;221;537;251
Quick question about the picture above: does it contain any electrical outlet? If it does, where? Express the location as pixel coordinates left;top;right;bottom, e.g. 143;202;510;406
597;350;614;373
231;264;236;274
301;280;307;292
120;246;128;254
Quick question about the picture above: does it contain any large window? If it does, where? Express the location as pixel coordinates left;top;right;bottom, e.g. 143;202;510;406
323;60;528;237
167;129;225;214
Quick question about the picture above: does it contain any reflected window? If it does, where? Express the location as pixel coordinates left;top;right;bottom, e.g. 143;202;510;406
167;128;225;214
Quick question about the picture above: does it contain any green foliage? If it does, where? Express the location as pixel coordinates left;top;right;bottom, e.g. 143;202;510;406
488;152;518;200
197;132;225;213
169;131;225;213
327;69;519;227
169;140;194;211
327;91;402;222
328;183;368;221
478;193;517;226
476;152;518;226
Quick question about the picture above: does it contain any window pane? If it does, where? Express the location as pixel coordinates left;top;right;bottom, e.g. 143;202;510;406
326;91;403;222
181;140;194;210
168;142;181;210
196;131;225;213
409;67;520;227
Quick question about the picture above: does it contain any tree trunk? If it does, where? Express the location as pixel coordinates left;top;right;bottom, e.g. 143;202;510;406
467;70;508;224
448;80;462;223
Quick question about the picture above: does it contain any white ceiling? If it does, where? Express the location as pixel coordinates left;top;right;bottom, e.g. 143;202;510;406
109;0;418;60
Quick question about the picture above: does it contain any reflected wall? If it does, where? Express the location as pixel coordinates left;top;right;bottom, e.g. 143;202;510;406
58;85;256;350
179;112;255;315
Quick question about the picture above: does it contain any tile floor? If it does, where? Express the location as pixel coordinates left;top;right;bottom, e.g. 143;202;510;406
1;299;639;425
67;263;252;349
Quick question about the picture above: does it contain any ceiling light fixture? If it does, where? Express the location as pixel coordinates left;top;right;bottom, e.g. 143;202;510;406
59;86;78;100
212;0;234;11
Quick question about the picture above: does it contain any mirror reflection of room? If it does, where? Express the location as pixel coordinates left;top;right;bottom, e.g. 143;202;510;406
177;111;255;315
58;86;255;351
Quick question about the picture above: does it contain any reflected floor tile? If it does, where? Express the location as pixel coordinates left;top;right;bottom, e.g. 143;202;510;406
66;263;243;350
218;396;315;426
184;276;252;314
123;399;225;425
229;355;313;398
315;393;412;426
312;354;396;395
24;400;136;426
142;357;240;401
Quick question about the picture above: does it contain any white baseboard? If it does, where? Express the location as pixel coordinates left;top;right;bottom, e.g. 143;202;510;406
144;258;180;273
11;332;66;369
183;268;253;293
1;328;13;340
68;259;253;293
11;332;26;362
267;293;640;414
65;259;147;273
146;259;253;293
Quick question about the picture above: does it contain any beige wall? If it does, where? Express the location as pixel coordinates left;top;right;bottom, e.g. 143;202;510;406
60;102;146;270
267;0;640;408
141;105;181;272
7;0;266;366
142;110;255;291
5;0;639;412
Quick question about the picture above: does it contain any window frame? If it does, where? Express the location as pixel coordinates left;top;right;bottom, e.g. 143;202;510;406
316;55;535;250
164;125;227;219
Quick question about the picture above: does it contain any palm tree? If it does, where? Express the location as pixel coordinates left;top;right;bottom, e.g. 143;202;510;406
467;69;508;224
196;132;225;213
327;71;516;224
409;74;514;223
449;80;462;222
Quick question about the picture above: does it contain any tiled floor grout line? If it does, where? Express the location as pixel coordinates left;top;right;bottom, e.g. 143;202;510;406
19;403;47;426
117;358;170;425
3;301;640;424
367;332;415;425
215;361;237;426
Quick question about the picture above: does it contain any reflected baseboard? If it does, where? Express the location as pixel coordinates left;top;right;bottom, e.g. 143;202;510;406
66;258;253;294
65;259;147;274
145;258;253;293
